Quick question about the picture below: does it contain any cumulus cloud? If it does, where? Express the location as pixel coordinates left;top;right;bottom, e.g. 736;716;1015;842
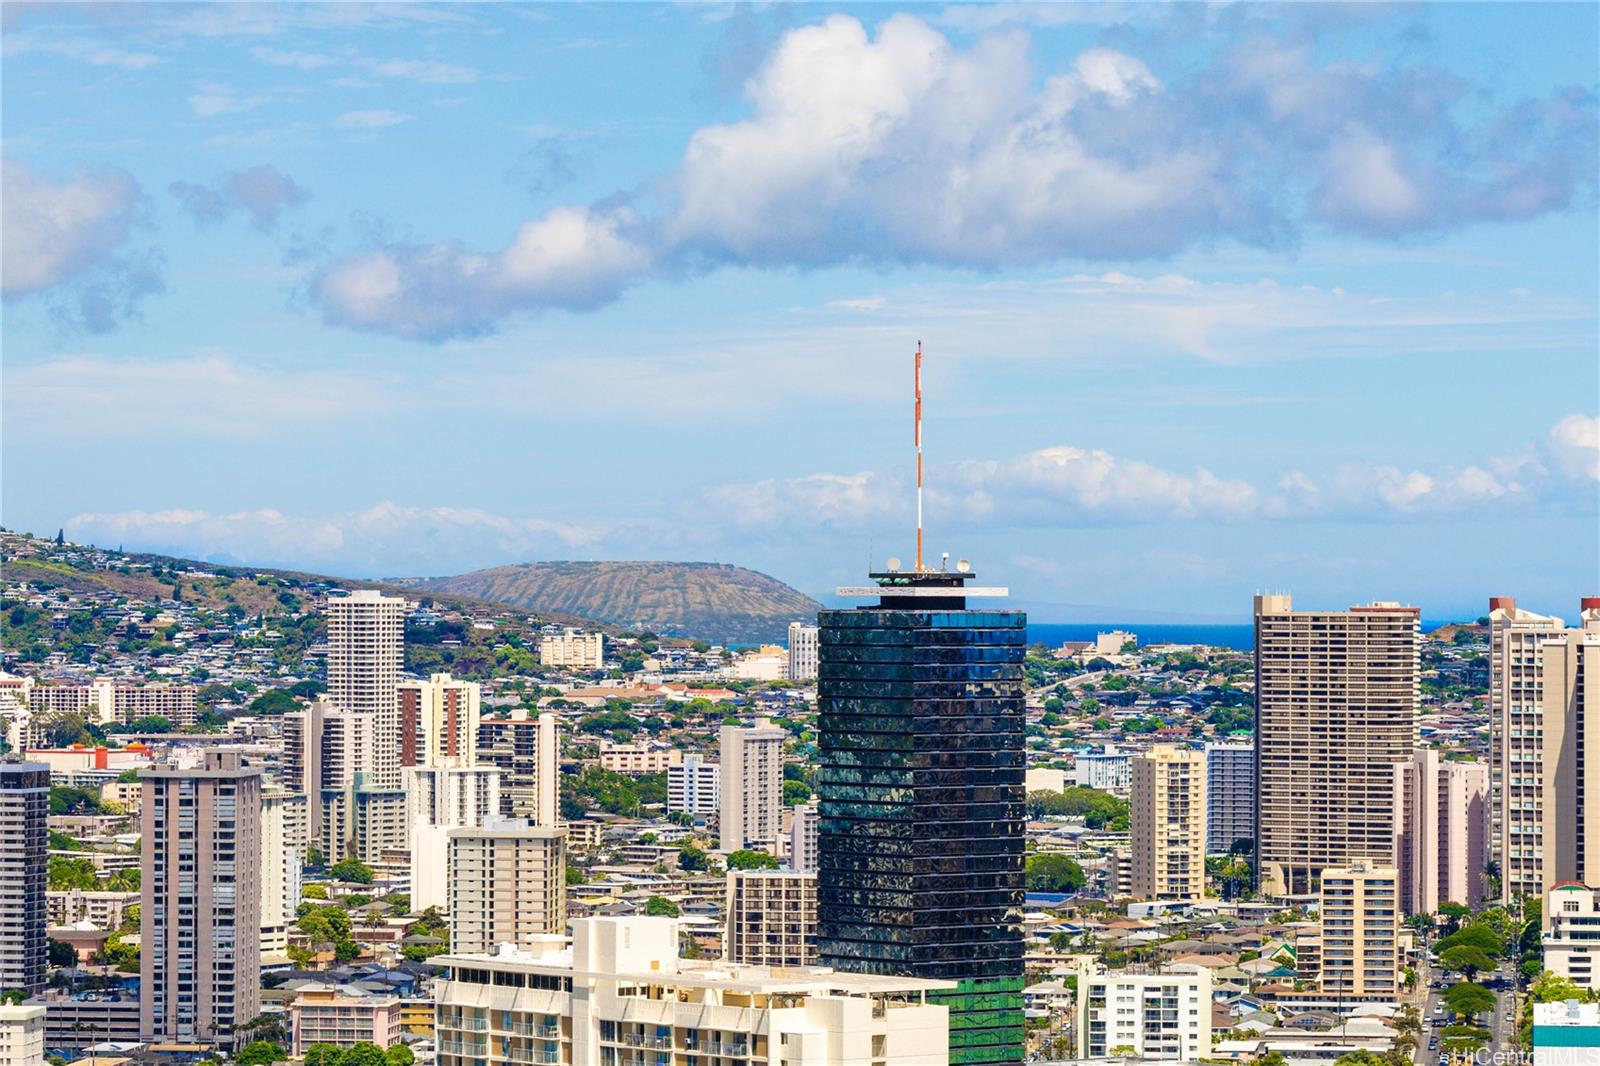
1;159;162;330
335;109;414;129
691;414;1599;533
187;82;270;117
64;502;596;575
169;165;310;230
305;13;1595;341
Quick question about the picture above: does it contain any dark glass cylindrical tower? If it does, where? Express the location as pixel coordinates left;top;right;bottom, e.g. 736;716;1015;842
817;569;1026;1066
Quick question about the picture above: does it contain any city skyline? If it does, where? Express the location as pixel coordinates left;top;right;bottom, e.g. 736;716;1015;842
3;3;1597;620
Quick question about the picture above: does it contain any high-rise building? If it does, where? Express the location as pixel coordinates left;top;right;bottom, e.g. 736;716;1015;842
719;718;785;852
1490;597;1600;901
667;753;720;816
1317;861;1401;1003
786;622;819;682
1254;595;1419;895
325;590;406;789
538;629;604;670
398;672;480;768
282;701;405;862
0;760;48;996
475;711;560;826
140;752;262;1050
1391;749;1489;914
1205;741;1254;855
434;918;952;1066
259;789;307;958
818;566;1026;1066
1073;962;1212;1060
1542;883;1600;990
407;764;502;911
447;819;566;955
1130;745;1206;901
0;1003;45;1066
789;800;819;873
725;869;818;967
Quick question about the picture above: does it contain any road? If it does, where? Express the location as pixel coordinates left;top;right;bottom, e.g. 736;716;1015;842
1415;959;1519;1066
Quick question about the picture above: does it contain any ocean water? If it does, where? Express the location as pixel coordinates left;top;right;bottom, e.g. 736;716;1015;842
1026;622;1254;651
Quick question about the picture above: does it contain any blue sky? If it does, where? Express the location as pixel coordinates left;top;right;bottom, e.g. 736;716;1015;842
3;2;1597;621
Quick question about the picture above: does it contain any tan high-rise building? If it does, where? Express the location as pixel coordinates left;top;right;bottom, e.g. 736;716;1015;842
1130;745;1206;900
259;789;307;958
398;672;480;768
720;718;785;853
1391;749;1489;914
325;590;406;789
1317;861;1401;1003
538;629;604;670
447;819;566;955
283;701;405;861
725;870;818;967
407;764;503;911
1254;595;1419;895
140;752;262;1050
475;710;560;826
1490;597;1600;902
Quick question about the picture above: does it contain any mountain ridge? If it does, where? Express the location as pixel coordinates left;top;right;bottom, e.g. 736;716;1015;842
400;560;820;645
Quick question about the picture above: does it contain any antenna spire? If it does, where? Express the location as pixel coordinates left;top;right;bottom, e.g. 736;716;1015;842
915;340;923;573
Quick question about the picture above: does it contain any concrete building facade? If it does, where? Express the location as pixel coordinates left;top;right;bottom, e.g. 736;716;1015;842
1073;962;1212;1060
408;764;503;912
1254;595;1419;896
1490;597;1600;902
1391;749;1489;914
399;672;480;768
475;710;560;827
447;819;567;955
725;870;818;968
539;629;604;670
1205;742;1254;855
260;789;307;958
0;1004;45;1066
1131;746;1206;901
786;623;819;682
719;719;785;852
325;589;407;789
667;752;720;816
1317;861;1401;1003
789;801;819;874
140;752;262;1050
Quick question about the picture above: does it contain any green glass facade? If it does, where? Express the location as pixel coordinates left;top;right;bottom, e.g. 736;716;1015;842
817;576;1026;1066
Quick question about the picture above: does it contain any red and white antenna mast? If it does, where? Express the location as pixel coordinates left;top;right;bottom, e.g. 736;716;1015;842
914;340;924;573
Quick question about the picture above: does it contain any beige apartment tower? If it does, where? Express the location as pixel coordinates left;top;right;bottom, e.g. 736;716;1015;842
447;819;567;955
398;672;480;768
1317;861;1401;1002
475;709;560;826
325;590;407;788
1391;749;1489;914
1254;595;1419;895
1490;597;1600;902
725;869;818;967
1130;745;1207;900
719;718;786;853
140;752;262;1050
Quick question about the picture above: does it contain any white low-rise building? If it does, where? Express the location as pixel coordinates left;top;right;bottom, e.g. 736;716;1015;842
1545;883;1600;989
1074;962;1212;1061
433;916;953;1066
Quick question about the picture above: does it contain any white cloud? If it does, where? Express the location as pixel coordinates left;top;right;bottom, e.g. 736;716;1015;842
1;160;141;295
64;503;596;575
307;13;1595;341
358;57;479;84
335;109;414;129
188;83;271;118
250;46;336;69
169;164;310;230
1;33;164;69
1548;414;1600;481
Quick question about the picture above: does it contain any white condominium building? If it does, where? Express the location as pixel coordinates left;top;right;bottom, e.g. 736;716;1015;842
1074;962;1212;1060
787;623;819;682
540;629;605;670
1490;597;1600;902
408;764;504;911
432;917;953;1066
667;753;720;816
399;672;481;768
1544;883;1600;990
725;870;818;968
1130;745;1206;901
1254;595;1418;896
720;718;786;852
598;742;682;776
0;1004;45;1066
789;801;819;873
25;679;198;727
259;789;307;958
1072;744;1131;793
325;589;407;789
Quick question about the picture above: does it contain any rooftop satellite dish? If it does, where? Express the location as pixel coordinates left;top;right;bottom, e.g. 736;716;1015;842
956;558;971;573
886;556;902;573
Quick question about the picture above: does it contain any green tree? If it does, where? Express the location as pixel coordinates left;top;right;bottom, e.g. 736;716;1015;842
1444;981;1495;1021
1025;853;1087;892
47;939;78;968
726;849;779;870
645;895;680;917
678;843;711;872
303;1045;346;1066
47;856;100;891
1440;945;1497;981
237;1040;287;1065
329;856;375;884
385;1047;416;1066
340;1042;387;1066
